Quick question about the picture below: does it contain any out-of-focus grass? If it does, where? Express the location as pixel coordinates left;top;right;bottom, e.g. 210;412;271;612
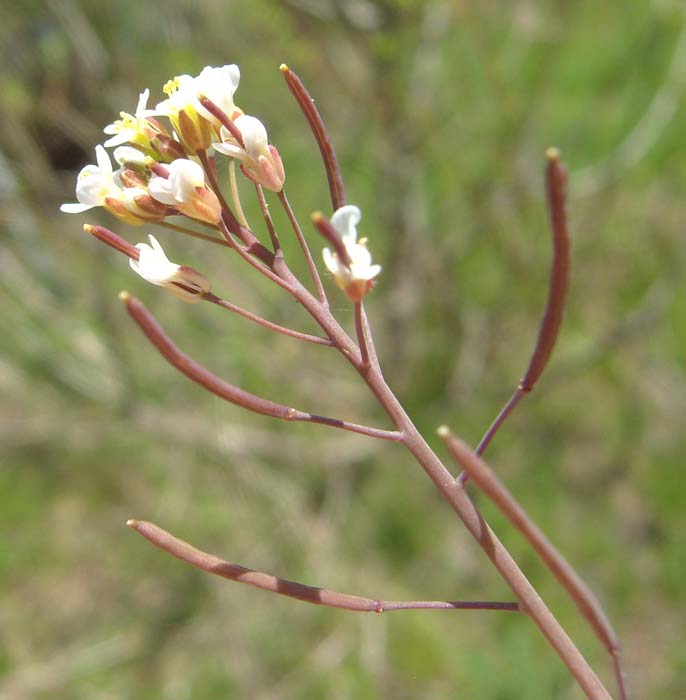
0;1;683;698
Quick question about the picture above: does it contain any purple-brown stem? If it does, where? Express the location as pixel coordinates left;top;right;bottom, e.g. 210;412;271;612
456;388;527;490
128;519;519;614
259;254;613;698
215;218;289;292
439;428;621;663
278;190;328;305
354;302;371;372
85;224;139;260
311;212;351;266
459;149;572;482
475;388;526;457
158;220;231;248
204;293;332;346
447;152;623;694
197;95;245;147
280;64;346;212
111;119;614;694
196;150;275;266
121;293;401;442
521;148;571;391
122;252;613;696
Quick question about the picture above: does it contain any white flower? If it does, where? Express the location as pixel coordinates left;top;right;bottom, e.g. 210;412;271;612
322;205;381;302
60;145;166;224
214;115;285;191
154;65;240;126
194;65;241;123
60;145;118;213
148;159;205;205
147;159;221;224
129;235;210;303
103;89;152;148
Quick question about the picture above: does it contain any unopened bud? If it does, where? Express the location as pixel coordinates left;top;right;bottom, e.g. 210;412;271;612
177;108;213;153
119;168;148;189
181;186;221;224
152;134;187;163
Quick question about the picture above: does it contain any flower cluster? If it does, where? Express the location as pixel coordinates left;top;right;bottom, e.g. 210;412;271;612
61;63;285;222
61;64;380;304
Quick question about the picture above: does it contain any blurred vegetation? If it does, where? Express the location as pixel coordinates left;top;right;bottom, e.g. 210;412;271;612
0;1;684;698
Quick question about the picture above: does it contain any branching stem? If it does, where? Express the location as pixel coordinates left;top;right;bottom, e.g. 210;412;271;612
440;427;620;663
204;293;333;346
121;293;401;442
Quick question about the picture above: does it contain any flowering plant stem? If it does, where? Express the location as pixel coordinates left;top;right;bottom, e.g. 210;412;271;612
124;226;612;698
64;62;625;699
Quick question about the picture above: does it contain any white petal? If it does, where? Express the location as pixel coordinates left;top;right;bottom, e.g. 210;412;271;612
60;202;93;213
195;65;240;121
75;164;112;206
113;146;147;165
103;132;130;148
353;263;381;281
331;205;361;246
234;115;268;157
148;176;175;205
94;145;113;177
168;159;205;202
213;141;246;160
148;235;166;256
135;88;150;115
348;243;372;268
322;247;340;275
131;236;180;284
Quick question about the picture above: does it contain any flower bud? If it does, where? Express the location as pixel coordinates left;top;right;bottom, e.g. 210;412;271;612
214;115;285;192
148;158;221;224
177;108;213;153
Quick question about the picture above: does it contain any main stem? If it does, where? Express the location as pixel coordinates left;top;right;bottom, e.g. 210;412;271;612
379;387;611;700
279;268;611;699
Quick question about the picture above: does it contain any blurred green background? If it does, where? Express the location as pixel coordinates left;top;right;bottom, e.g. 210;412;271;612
1;1;684;698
